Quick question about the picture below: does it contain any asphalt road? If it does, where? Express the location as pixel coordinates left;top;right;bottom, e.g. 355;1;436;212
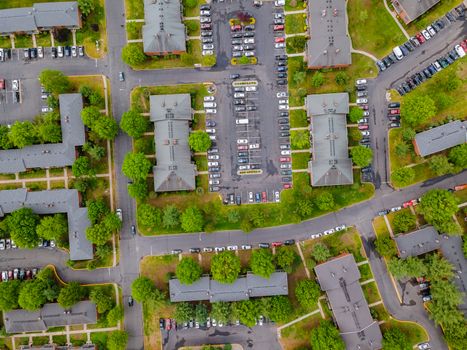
0;1;465;349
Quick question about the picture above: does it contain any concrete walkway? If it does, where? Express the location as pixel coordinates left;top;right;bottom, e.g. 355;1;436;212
285;33;306;38
276;308;321;334
284;9;307;15
126;19;144;23
188;36;201;40
351;48;378;62
291;149;311;153
287;52;305;57
183;16;200;20
290;127;308;131
289;106;306;110
382;0;410;39
127;39;143;43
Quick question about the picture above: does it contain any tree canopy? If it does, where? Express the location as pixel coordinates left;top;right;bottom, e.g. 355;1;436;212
391;167;415;187
295;280;321;310
417;189;459;234
128;179;149;200
162;205;180;229
120;109;148;139
211;251;241;284
392;211;416;234
58;282;84;308
0;280;21;311
89;287;114;313
8;121;36;148
137;204;162;228
131;276;164;303
122;152;152;180
351;146;373;167
180;207;204;232
315;192;334;211
211;302;231;324
77;0;95;17
188;131;212;152
382;327;411;350
400;94;436;126
87;199;110;224
250;248;276;278
311;243;331;262
429;155;454;176
36;214;68;241
121;44;146;66
72;156;96;178
176;257;203;285
233;300;260;327
7;208;40;248
174;302;195;323
374;236;398;258
275;246;299;273
310;320;345;350
38;69;71;94
349;107;364;123
107;331;128;350
449;143;467;169
264;296;293;322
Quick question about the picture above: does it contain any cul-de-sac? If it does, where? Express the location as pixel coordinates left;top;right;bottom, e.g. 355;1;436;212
0;0;466;349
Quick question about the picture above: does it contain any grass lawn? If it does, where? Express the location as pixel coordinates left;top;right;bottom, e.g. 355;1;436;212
131;84;209;113
76;0;108;59
192;113;206;131
381;319;428;346
19;169;46;179
288;54;377;107
358;263;372;281
347;0;406;58
126;21;144;40
184;20;200;37
290;110;308;128
35;31;51;47
194;155;208;171
285;14;307;35
50;180;66;189
134;135;155;154
182;0;206;18
403;0;464;35
0;183;23;190
0;36;12;48
388;128;423;170
454;189;467;203
286;35;306;54
292;152;310;170
370;303;390;321
279;313;323;350
125;0;144;19
362;281;381;304
14;34;33;48
284;0;307;12
373;216;390;237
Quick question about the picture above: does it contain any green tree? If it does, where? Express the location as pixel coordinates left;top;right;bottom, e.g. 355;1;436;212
429;155;453;176
428;301;464;327
120;109;148;138
348;107;364;123
430;279;462;308
375;236;398;258
401;127;416;142
90;287;114;314
315;192;334;211
351;146;373;167
180;207;204;232
227;210;241;223
195;303;208;323
388;257;426;278
0;280;22;311
335;72;349;86
265;296;293;322
36;120;62;143
238;55;250;64
72;156;95;177
122;152;152;180
188;131;212;152
176;257;203;285
400;94;436;126
202;54;217;66
81;106;102;128
83;142;106;160
128;179;148;200
103;213;122;232
293;71;306;85
382;327;410;350
8;121;36;148
92;115;119;140
137;204;162;228
348;127;363;142
38;69;70;94
131;276;165;303
0;125;13;149
250;248;276;278
174;302;195;323
77;0;95;17
417;189;459;233
310;320;345;350
311;243;330;262
58;282;84;308
107;331;128;350
295;280;321;310
211;302;231;324
291;130;310;149
444;321;467;350
295;199;314;219
395;143;409;157
121;44;147;66
311;72;325;88
233;300;260;327
211;251;241;284
275;246;298;273
7;208;40;248
391;167;415;187
163;205;180;229
18;280;47;311
86;222;112;246
392;211;416;233
36;214;68;241
425;254;453;280
449;144;467;168
87;199;110;224
107;305;124;325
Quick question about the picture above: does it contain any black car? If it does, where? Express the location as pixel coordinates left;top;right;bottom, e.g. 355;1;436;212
277;79;286;85
128;296;134;307
423;68;432;78
284;239;295;245
238;152;248;157
416;72;426;82
277;66;287;72
189;247;201;253
388;52;397;62
361;166;372;173
399;45;409;56
230;73;240;79
282;176;292;182
201;31;213;37
396;86;405;96
246;105;257;111
209;166;220;172
200;4;210;10
280;131;290;137
403;41;414;52
277;61;287;66
280;125;290;130
277;72;287;78
202;37;213;43
29;48;37;59
244;32;255;37
236;195;241;205
280;112;289;117
64;46;71;56
376;60;386;71
281;170;292;175
275;54;287;60
159;318;165;329
237;158;248;164
382;56;392;68
131;225;136;235
278;118;288;124
51;47;57;58
356;85;367;91
388;102;400;108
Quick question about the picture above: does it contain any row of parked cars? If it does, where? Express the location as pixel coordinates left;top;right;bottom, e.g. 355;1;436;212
0;237;55;250
23;45;84;60
310;225;347;239
0;48;12;62
230;22;256;59
1;268;39;282
387;102;401;128
396;40;466;96
200;4;215;56
376;5;465;71
355;79;371;139
160;314;267;331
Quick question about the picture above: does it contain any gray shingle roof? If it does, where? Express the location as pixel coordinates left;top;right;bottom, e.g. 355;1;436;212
0;2;80;35
414;120;467;157
314;254;382;350
394;226;441;259
150;94;196;192
306;93;353;186
306;0;352;68
4;301;97;333
0;93;85;174
0;189;93;261
391;0;440;24
142;0;186;55
169;272;289;302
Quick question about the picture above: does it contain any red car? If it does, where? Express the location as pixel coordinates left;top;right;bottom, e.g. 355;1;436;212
283;183;291;189
461;39;467;51
416;33;425;44
280;157;291;162
361;104;369;110
389;108;400;115
272;241;283;247
165;318;171;331
274;37;285;43
358;125;369;130
261;191;267;202
231;24;241;31
402;199;417;208
0;79;4;90
238;145;248;150
273;25;284;31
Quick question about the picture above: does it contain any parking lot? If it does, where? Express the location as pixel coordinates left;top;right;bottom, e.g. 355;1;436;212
205;0;290;204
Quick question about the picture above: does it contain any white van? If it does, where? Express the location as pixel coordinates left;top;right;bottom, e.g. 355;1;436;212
204;102;217;108
236;119;249;125
393;46;403;60
245;86;257;92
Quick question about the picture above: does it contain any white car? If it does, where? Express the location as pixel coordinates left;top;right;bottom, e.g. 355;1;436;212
200;17;211;23
234;92;245;98
208;161;219;167
274;42;285;49
37;46;43;58
356;98;368;104
200;10;210;16
335;224;346;231
245;86;257;92
248;192;254;202
116;208;123;221
418;343;430;350
455;45;466;58
244;38;255;44
310;233;321;239
323;228;335;235
275;0;285;6
208;155;219;160
244;51;255;57
209;135;216;141
12;80;19;91
206;128;216;133
227;245;238;251
209;179;220;185
41;106;52;113
71;46;77;57
205;109;217;114
278;104;289;110
433;61;442;71
363;111;370;116
204;102;217;108
249;143;260;149
57;46;64;57
0;239;5;250
280;150;291;155
238;165;250;170
241;244;252;250
233;45;243;51
426;26;436;37
274;191;280;202
280;163;291;169
204;96;215;102
361;130;370;136
237;139;248;144
203;247;214;252
355;79;367;85
278;99;288;104
203;44;214;50
214;247;225;252
390;206;402;212
202;50;214;56
421;29;431;40
276;91;288;98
